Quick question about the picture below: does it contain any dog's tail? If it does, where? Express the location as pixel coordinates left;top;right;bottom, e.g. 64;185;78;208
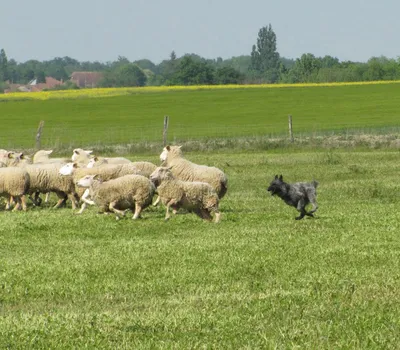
312;180;319;189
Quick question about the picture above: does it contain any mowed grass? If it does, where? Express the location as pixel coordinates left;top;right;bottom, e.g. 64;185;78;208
1;82;400;149
1;150;400;348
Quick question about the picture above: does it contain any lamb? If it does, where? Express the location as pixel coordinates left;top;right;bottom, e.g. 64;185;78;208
33;150;69;164
71;149;131;166
0;167;30;211
150;166;221;223
159;145;228;199
76;174;155;219
87;157;157;177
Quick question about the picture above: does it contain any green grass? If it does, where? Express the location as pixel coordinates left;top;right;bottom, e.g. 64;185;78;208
2;150;400;348
1;83;400;150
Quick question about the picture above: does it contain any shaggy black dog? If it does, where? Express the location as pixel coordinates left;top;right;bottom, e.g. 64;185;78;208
267;175;318;220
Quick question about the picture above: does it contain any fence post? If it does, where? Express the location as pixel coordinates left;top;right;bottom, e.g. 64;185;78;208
35;120;45;150
288;115;294;143
163;115;169;146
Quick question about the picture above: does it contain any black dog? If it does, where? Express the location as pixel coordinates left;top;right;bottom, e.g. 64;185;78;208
267;175;318;220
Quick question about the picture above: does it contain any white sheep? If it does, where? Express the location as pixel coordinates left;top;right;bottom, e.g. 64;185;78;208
0;167;30;211
33;150;69;164
87;157;157;177
59;162;143;213
76;174;155;219
160;145;228;199
71;149;131;166
150;166;221;223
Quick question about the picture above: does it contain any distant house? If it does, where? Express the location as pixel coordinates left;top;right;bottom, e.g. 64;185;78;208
4;77;63;93
70;72;103;88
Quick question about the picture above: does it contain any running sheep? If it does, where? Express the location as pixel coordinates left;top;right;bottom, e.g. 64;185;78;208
76;174;155;220
0;167;30;211
159;145;228;199
150;166;221;223
71;149;131;166
87;157;157;177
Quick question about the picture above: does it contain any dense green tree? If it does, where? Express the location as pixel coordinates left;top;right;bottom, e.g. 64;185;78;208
0;49;9;82
173;56;215;85
99;63;147;87
249;24;280;82
215;67;244;84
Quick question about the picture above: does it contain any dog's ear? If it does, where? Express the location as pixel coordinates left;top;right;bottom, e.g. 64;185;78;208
279;175;283;181
274;175;278;179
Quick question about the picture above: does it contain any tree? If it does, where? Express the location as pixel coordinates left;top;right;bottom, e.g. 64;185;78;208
249;24;280;82
173;56;215;85
0;49;9;82
215;67;243;84
99;63;147;87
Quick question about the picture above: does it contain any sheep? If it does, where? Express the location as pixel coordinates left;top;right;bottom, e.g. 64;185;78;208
33;150;69;164
2;152;32;167
87;157;157;177
71;149;131;166
150;166;221;223
23;163;79;209
59;162;143;213
76;174;155;219
0;167;30;211
159;145;228;199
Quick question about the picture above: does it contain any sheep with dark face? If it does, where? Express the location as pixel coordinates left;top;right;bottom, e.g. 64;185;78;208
150;166;221;223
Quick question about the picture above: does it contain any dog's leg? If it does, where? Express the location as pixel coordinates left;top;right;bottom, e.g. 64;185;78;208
295;199;307;220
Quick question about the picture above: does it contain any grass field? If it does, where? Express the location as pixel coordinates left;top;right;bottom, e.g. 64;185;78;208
1;82;400;150
1;149;400;348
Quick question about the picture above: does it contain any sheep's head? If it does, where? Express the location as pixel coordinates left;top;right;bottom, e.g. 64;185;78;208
59;162;78;176
150;166;173;187
72;148;93;161
76;174;99;188
160;145;183;162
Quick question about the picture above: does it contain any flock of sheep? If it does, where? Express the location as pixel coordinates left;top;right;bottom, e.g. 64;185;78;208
0;146;228;222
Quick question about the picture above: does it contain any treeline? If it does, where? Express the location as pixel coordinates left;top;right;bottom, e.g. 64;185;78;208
1;24;400;90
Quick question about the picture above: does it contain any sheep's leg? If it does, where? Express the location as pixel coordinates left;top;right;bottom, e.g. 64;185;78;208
213;210;221;223
132;202;142;220
34;192;42;206
20;195;28;211
77;189;92;214
45;192;50;203
12;196;22;211
153;196;160;207
165;199;177;221
109;201;126;218
5;196;11;210
53;192;67;208
68;193;79;210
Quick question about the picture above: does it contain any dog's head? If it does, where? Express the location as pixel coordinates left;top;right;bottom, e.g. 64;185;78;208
267;175;286;196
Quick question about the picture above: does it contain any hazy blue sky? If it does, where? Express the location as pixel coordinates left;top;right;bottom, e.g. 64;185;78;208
1;0;398;63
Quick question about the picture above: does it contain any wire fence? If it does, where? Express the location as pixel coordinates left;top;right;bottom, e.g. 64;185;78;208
2;120;400;154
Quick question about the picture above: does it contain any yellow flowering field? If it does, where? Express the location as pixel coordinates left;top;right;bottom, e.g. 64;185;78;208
1;80;400;101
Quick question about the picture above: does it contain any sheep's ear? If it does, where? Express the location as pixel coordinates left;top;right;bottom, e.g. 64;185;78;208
166;145;170;151
178;145;182;149
7;152;13;159
167;166;173;170
74;150;79;155
47;150;53;155
94;156;98;161
279;175;283;181
86;150;93;154
73;163;78;168
93;174;99;179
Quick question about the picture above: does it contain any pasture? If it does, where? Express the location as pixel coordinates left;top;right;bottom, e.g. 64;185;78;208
1;82;400;150
1;82;400;348
1;149;400;348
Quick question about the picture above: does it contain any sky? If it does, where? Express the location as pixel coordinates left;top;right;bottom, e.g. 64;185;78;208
1;0;399;64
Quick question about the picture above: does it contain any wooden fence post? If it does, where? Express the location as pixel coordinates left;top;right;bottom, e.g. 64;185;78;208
288;115;294;143
35;121;45;150
163;115;169;146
